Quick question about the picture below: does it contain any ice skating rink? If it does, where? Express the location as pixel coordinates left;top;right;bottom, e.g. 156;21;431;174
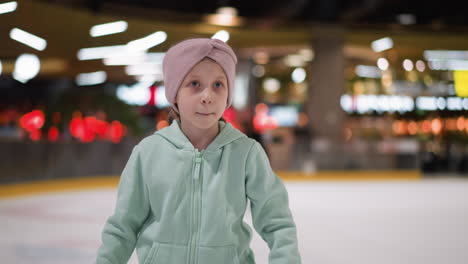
1;177;467;264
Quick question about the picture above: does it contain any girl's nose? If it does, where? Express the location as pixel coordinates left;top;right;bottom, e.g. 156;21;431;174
201;89;213;104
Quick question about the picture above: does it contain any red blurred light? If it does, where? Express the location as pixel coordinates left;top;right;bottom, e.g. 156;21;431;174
69;117;85;139
29;129;41;141
48;126;60;142
94;120;109;139
69;116;95;143
20;110;45;132
223;107;241;130
253;111;278;132
109;121;125;143
431;118;442;135
148;85;157;106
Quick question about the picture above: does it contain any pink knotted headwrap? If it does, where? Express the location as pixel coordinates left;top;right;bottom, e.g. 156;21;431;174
162;38;238;112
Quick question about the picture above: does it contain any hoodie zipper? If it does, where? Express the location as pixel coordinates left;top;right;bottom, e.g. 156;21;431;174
188;149;203;264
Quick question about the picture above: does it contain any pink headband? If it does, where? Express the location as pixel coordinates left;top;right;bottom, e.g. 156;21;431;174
162;38;237;112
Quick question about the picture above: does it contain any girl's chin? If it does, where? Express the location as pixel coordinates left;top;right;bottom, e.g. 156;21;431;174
183;116;219;129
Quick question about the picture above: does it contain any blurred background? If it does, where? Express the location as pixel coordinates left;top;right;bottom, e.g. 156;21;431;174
0;0;467;263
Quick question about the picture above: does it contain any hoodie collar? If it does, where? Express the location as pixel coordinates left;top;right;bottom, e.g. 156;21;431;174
155;119;246;152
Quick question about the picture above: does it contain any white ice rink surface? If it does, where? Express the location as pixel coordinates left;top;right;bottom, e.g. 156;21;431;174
1;178;468;264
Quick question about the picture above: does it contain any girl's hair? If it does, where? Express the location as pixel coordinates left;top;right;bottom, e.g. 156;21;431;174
167;106;226;123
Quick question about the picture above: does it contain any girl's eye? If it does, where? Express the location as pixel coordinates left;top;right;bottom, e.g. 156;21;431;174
190;81;200;87
214;82;224;88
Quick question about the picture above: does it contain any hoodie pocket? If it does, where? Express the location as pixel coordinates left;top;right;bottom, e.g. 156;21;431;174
145;242;188;264
198;244;240;264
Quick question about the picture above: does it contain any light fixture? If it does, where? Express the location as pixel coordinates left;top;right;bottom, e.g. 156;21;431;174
90;21;128;37
371;37;393;52
212;30;230;42
397;14;416;25
355;65;381;78
423;50;468;61
103;52;165;66
377;58;389;70
125;63;163;76
13;54;41;83
263;78;280;93
0;1;17;15
10;28;47;51
75;71;107;86
205;6;243;26
403;59;414;71
292;68;306;83
77;45;128;60
415;60;425;72
126;31;167;52
284;55;305;67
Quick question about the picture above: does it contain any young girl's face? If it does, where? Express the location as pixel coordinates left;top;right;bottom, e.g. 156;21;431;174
175;58;228;130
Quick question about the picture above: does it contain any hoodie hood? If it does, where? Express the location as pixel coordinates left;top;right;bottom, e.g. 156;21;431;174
155;120;246;152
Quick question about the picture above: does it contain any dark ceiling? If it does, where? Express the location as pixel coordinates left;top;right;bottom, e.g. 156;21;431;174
47;0;468;29
1;0;467;83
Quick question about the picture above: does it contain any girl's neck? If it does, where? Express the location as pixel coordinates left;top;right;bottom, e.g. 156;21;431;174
179;120;220;150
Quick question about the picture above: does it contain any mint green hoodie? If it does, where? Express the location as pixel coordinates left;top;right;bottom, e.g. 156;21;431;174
96;120;301;264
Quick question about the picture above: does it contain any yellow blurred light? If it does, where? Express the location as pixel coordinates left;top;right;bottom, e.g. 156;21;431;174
408;121;418;135
253;52;269;65
423;75;433;86
454;70;468;97
431;118;442;135
255;103;268;113
205;7;242;26
407;71;418;82
457;117;465;131
400;121;408;135
284;54;305;67
445;119;457;131
421;120;431;133
156;120;169;130
392;121;401;134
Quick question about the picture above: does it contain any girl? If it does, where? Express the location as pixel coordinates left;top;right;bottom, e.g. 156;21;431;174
96;38;301;264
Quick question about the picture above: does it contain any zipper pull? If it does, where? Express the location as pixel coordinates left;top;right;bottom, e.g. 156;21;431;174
194;152;202;180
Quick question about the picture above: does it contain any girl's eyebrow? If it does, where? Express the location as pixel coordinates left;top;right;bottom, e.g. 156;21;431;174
187;74;226;80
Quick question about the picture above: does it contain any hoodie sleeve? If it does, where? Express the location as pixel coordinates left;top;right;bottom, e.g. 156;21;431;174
245;141;302;264
96;144;150;264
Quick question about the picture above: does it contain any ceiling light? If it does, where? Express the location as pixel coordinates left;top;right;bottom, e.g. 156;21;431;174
126;31;167;52
10;28;47;51
0;1;17;15
377;58;389;70
90;21;128;37
76;71;107;86
355;65;381;78
371;37;393;52
212;30;230;42
77;45;128;60
13;54;41;83
205;6;242;26
403;59;414;71
292;68;306;83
